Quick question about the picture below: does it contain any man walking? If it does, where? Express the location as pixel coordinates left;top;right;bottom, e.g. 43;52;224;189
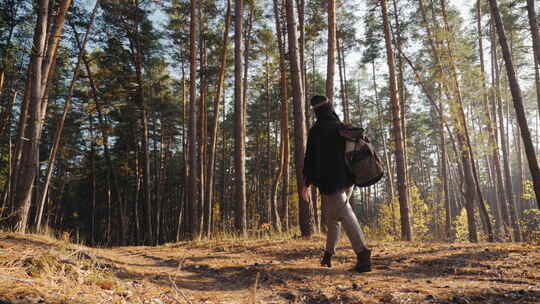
302;95;371;273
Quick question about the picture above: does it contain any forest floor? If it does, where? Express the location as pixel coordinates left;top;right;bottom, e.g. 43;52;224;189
0;233;539;304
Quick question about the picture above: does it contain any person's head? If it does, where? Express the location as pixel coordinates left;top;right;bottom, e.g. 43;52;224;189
310;95;332;118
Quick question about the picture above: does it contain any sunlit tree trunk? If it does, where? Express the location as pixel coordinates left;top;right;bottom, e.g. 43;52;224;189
35;4;98;232
234;0;247;236
12;0;49;232
391;0;408;189
439;0;491;242
286;0;313;237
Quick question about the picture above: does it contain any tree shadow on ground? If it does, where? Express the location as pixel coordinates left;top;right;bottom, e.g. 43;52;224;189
374;249;513;279
105;244;540;296
99;249;346;292
254;243;459;265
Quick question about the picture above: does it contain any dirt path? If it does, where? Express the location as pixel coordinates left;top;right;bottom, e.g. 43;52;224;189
1;234;540;303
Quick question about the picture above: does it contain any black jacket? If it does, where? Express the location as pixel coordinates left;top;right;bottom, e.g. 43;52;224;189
303;106;353;194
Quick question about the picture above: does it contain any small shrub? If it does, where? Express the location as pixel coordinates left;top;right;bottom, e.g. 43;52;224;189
520;209;540;243
453;206;495;242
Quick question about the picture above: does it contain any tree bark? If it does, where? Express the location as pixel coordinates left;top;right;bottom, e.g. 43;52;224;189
13;0;49;232
206;0;232;238
438;0;490;242
285;0;313;237
35;3;98;232
489;0;540;211
381;0;412;241
234;0;247;236
391;0;408;189
199;33;207;238
477;0;504;239
273;0;290;231
490;22;512;232
88;112;96;246
131;23;152;245
188;0;200;239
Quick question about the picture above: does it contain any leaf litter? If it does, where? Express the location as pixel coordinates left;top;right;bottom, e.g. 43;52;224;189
0;233;539;303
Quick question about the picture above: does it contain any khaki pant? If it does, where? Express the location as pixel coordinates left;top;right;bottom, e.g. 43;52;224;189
322;187;367;254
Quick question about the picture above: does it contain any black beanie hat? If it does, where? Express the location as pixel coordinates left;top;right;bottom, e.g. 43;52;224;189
310;95;328;107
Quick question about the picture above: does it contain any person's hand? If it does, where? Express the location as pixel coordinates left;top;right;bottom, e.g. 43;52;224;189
301;184;311;202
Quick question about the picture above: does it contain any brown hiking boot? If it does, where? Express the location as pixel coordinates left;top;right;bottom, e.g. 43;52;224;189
354;248;372;273
321;251;332;268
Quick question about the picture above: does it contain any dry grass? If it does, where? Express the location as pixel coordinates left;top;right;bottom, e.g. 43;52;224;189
1;233;539;303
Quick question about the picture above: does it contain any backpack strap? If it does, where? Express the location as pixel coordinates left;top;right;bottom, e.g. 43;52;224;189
338;124;365;141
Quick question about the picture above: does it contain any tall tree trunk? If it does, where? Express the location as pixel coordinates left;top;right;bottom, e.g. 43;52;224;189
206;0;232;238
372;61;395;201
285;0;313;237
36;0;72;128
178;64;188;241
188;0;200;239
265;50;282;233
273;0;290;231
373;61;397;236
234;0;247;236
489;0;540;211
381;0;412;241
132;39;151;245
35;4;98;232
13;0;49;232
242;2;254;110
296;0;306;92
515;124;525;216
88;113;96;246
9;67;32;213
438;96;451;241
491;22;512;232
439;0;490;242
199;34;207;237
326;0;336;104
477;0;504;239
391;0;408;190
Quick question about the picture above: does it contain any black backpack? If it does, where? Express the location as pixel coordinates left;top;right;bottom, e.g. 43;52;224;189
338;125;384;187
